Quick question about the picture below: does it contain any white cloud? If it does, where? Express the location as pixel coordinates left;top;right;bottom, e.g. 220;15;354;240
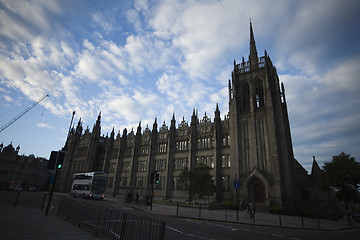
37;123;54;129
92;12;113;34
280;52;360;168
1;0;359;170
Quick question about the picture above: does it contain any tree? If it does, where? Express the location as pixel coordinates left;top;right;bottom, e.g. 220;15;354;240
179;164;216;203
321;152;360;224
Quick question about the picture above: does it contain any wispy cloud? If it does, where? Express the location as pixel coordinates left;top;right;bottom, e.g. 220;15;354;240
37;123;55;129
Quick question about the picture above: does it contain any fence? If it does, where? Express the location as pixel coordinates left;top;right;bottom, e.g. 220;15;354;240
176;203;353;230
0;190;47;208
134;201;353;230
57;197;165;240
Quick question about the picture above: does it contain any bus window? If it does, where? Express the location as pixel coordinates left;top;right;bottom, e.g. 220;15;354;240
73;184;89;190
75;175;92;180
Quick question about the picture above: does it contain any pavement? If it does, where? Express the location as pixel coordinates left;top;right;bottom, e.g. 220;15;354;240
118;199;360;231
1;193;359;240
0;206;101;240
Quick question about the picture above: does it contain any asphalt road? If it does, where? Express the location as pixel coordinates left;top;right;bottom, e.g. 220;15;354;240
54;194;360;240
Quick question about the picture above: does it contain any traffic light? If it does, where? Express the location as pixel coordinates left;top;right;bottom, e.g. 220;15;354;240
55;151;66;170
47;151;57;169
154;172;160;184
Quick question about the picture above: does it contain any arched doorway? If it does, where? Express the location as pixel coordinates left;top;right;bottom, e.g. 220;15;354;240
253;183;265;202
247;178;265;203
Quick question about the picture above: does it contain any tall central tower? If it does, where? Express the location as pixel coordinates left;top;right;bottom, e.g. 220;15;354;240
228;22;296;212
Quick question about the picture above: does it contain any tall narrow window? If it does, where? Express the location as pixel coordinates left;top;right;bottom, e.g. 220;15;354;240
255;79;264;108
242;83;250;110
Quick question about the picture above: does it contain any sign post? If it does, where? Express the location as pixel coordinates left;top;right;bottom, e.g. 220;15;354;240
233;175;240;222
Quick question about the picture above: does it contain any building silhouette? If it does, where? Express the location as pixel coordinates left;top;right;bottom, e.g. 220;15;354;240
56;23;336;214
0;143;48;191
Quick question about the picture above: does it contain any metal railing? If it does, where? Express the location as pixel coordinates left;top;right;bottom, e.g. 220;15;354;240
57;197;165;240
127;201;354;231
0;190;47;208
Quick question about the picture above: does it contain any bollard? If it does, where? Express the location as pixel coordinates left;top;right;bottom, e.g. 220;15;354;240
176;202;179;216
301;216;304;227
41;193;47;209
279;213;282;226
225;207;227;221
199;204;201;218
14;191;21;207
236;207;239;222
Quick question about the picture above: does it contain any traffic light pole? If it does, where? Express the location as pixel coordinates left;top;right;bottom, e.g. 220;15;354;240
150;181;154;211
45;169;58;216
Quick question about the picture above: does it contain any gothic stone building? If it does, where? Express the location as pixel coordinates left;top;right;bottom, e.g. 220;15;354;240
0;143;49;191
56;23;336;214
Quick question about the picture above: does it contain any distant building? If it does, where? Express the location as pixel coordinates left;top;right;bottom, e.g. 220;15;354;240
57;23;337;216
0;143;48;191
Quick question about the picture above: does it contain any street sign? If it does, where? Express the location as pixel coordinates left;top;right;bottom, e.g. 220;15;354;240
233;175;240;188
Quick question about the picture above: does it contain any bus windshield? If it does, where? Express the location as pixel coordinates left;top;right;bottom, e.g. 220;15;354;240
91;173;107;194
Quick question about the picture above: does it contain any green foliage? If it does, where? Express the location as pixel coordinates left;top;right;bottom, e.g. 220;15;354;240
269;205;284;214
225;200;238;210
208;202;224;210
321;152;360;204
178;164;216;201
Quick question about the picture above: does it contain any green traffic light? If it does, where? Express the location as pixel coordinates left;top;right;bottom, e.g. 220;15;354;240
57;164;62;169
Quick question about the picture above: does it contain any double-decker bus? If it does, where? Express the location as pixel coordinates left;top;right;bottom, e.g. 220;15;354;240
70;172;108;199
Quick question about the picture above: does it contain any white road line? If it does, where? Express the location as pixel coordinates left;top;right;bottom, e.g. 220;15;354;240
241;228;252;231
231;228;238;231
271;233;285;238
166;226;184;234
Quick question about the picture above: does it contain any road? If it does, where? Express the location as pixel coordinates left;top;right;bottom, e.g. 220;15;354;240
53;194;360;240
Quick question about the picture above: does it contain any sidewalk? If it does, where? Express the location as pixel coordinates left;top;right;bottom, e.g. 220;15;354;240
0;206;101;240
114;198;360;231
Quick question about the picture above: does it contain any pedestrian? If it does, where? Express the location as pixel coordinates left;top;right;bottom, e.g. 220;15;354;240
245;201;249;217
249;202;253;218
136;192;139;204
252;203;256;218
127;191;132;203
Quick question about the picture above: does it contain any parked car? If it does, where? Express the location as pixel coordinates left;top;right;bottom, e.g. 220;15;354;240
28;186;36;191
14;186;23;192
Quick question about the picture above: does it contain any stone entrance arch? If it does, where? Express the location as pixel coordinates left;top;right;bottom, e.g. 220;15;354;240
247;178;265;203
253;181;265;202
243;168;269;203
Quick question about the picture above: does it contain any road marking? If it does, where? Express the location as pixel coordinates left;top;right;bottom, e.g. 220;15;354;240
271;233;285;238
241;228;252;231
166;226;184;234
231;228;238;231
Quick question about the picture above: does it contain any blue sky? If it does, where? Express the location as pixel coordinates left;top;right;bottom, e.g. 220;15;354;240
0;0;359;172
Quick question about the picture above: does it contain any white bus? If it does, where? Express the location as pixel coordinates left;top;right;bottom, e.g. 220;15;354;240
70;172;108;200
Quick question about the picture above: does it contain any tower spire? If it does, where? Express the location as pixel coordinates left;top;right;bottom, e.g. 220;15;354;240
249;19;259;70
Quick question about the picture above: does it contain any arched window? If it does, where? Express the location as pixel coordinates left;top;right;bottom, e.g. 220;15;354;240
255;79;264;108
242;83;250;110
